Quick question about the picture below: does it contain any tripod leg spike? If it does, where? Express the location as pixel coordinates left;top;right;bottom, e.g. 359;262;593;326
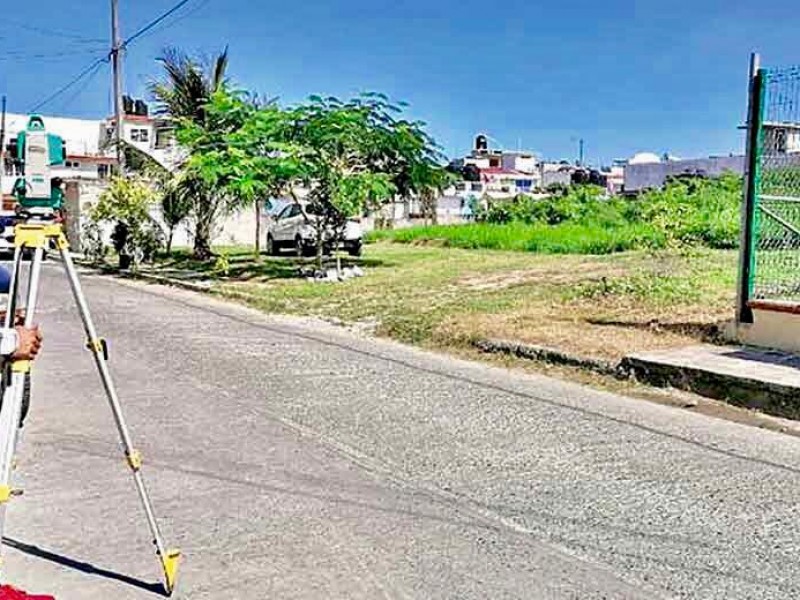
161;549;181;595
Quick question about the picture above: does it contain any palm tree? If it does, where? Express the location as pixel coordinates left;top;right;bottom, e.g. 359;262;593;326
149;47;229;259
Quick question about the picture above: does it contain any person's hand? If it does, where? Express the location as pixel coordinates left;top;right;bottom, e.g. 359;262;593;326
12;326;42;361
0;310;26;326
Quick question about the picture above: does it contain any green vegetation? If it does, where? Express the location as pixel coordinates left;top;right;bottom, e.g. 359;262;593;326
177;88;448;267
371;174;742;254
369;221;664;254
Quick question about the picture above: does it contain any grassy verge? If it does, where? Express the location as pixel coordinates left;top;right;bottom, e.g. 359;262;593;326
367;222;666;254
145;242;737;363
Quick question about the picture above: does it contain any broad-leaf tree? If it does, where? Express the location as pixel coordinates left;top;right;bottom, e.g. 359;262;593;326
176;89;446;267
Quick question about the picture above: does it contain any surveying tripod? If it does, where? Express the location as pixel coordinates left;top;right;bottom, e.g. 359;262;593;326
0;217;181;594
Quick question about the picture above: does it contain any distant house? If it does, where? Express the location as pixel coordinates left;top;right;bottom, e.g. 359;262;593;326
623;153;745;194
448;134;543;198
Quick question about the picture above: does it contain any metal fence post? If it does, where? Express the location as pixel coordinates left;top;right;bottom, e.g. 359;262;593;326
736;53;762;324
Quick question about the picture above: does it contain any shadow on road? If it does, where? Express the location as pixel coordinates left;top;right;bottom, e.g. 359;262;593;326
2;537;167;596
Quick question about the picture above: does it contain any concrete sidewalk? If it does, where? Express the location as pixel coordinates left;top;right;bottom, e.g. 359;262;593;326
623;345;800;418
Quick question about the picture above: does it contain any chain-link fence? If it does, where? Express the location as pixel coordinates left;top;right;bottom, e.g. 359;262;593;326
752;66;800;302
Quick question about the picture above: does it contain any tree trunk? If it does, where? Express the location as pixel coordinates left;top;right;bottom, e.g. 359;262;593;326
316;225;324;270
193;217;213;260
166;227;174;255
193;195;218;260
255;201;262;255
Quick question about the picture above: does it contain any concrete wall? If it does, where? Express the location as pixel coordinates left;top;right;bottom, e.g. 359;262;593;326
736;308;800;353
624;156;744;193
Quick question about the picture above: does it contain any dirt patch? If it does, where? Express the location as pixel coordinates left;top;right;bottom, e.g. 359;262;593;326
438;297;734;363
457;260;631;291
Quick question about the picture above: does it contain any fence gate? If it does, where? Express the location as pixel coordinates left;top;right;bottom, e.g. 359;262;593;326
739;59;800;321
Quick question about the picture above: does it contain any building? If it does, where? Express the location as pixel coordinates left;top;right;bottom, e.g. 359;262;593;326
539;161;574;189
623;153;745;194
0;106;256;248
448;134;543;198
763;121;800;154
1;113;116;196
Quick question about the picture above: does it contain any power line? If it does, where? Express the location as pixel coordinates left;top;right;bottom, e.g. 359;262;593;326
0;49;106;63
128;0;212;44
1;17;107;44
56;61;108;113
26;0;207;117
123;0;195;48
29;56;110;113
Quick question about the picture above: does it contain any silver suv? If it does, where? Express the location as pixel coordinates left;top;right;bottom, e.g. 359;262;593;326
265;202;363;257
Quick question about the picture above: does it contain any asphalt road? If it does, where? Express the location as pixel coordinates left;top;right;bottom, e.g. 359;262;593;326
2;265;800;599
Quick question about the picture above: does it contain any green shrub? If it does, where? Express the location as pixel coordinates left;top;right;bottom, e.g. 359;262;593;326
369;221;665;255
369;175;741;255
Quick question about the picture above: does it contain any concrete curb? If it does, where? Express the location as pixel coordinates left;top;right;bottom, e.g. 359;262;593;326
72;260;261;303
620;353;800;420
475;336;800;421
472;338;621;377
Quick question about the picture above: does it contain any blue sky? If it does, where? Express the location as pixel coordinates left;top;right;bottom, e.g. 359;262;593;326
0;0;797;164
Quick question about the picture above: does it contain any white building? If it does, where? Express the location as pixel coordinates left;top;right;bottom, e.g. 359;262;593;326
0;109;257;247
449;134;543;198
1;113;116;196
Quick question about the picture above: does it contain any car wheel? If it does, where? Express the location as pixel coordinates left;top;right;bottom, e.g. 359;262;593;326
348;242;363;257
266;235;277;256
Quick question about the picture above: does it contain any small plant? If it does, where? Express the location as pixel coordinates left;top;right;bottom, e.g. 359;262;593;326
81;220;107;265
135;222;165;264
90;177;164;269
212;251;231;277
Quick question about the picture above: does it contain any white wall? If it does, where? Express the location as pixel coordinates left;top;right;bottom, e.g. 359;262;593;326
737;308;800;353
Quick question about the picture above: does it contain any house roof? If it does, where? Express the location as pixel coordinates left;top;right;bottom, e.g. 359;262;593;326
480;167;529;176
106;114;155;124
66;154;117;164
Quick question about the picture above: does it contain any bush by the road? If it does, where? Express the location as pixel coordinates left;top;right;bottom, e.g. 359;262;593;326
371;174;741;254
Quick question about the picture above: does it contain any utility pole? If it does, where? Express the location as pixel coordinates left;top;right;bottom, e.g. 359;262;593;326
0;95;7;199
578;138;585;166
111;0;124;174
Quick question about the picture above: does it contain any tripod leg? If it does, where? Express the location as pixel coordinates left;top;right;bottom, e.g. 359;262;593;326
57;247;180;594
0;246;44;579
3;246;23;330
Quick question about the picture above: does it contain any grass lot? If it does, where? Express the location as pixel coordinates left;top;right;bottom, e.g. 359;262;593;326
367;222;666;254
150;242;737;363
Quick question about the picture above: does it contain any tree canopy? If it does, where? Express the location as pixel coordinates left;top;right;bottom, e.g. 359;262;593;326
177;90;447;231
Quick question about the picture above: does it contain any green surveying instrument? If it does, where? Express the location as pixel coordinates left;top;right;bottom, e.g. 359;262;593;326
0;116;181;593
7;115;66;211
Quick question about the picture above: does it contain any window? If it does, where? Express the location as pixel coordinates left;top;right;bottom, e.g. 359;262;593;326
130;128;150;143
278;204;302;219
776;130;788;154
98;164;110;179
155;128;173;149
455;182;466;191
470;183;483;192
